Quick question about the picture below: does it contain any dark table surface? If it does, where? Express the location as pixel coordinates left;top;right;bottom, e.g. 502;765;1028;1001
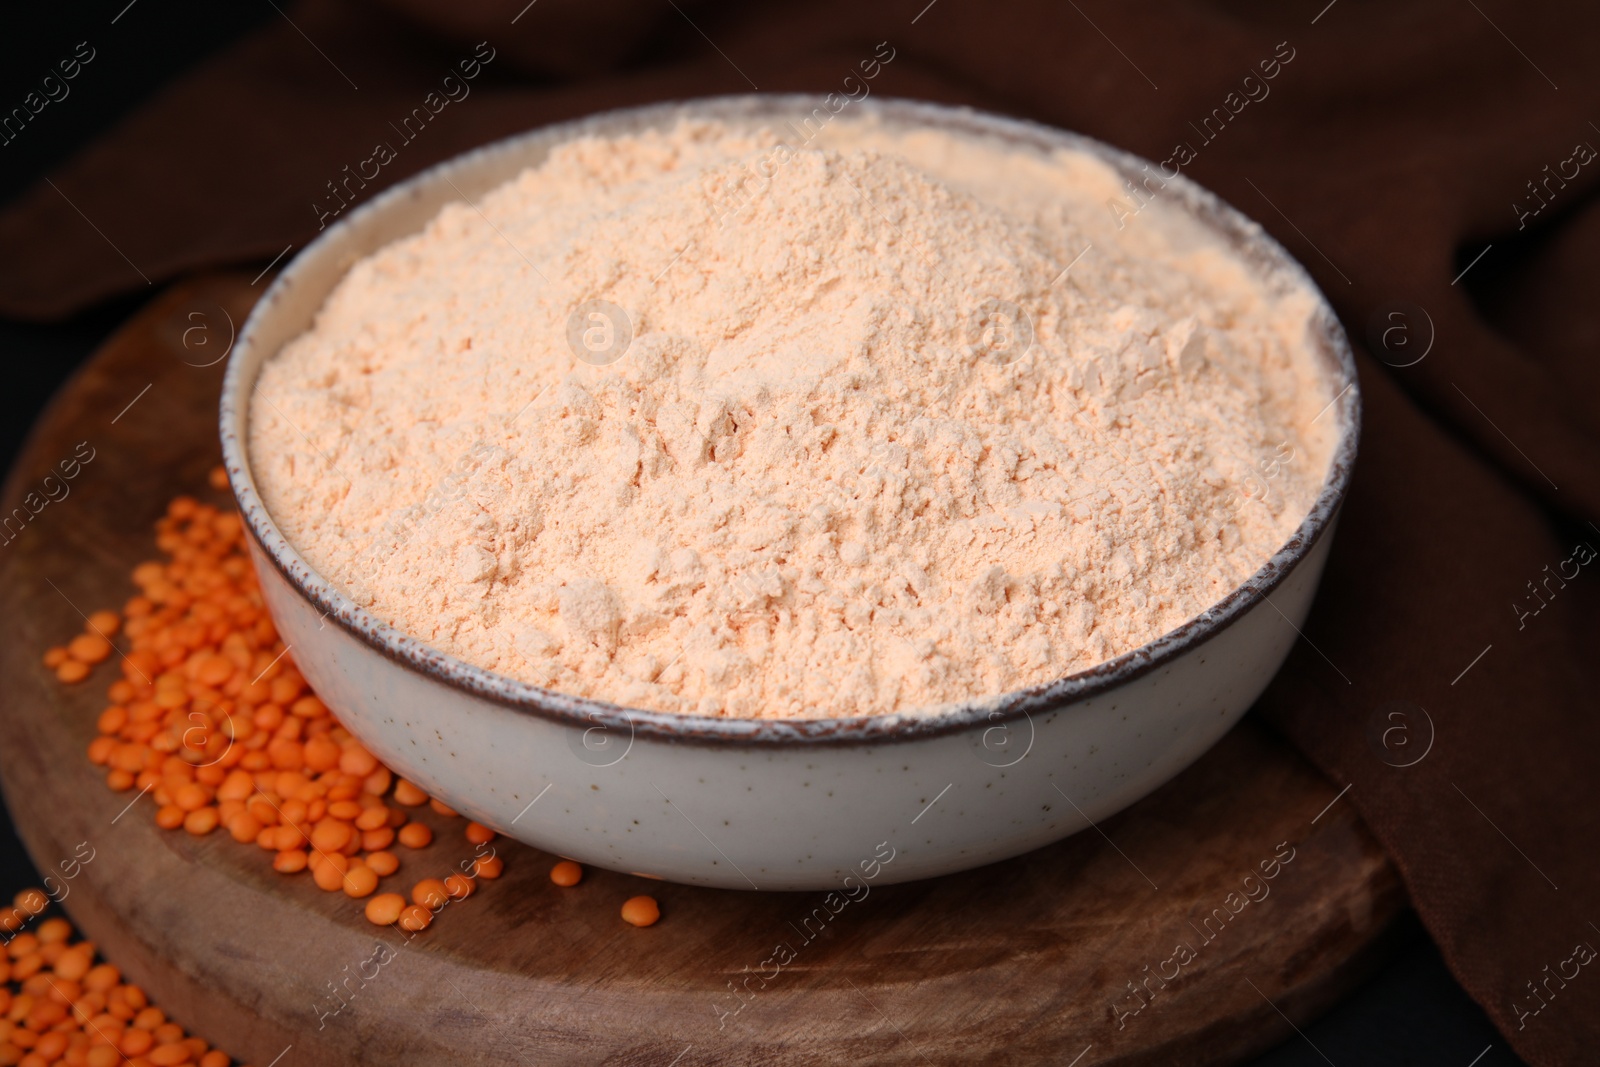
0;4;1525;1063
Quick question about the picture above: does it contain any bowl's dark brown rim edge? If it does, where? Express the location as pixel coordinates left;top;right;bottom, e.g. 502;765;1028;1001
219;94;1362;749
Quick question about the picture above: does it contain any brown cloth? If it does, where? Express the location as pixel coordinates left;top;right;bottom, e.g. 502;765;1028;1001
3;0;1598;1060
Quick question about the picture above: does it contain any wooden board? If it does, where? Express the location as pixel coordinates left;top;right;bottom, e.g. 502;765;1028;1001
0;275;1405;1066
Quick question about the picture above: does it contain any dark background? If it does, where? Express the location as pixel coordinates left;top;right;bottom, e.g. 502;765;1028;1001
0;4;1526;1064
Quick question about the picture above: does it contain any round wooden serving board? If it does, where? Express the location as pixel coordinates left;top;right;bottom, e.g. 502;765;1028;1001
0;276;1404;1066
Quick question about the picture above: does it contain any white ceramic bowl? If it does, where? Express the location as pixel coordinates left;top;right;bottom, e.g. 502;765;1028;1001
220;96;1359;891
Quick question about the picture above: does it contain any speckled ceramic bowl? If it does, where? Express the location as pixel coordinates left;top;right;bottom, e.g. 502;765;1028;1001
219;95;1359;891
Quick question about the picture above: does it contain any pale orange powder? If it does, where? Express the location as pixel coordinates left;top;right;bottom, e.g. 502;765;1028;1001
250;117;1335;719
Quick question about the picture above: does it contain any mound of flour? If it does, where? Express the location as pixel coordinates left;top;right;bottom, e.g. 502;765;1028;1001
250;118;1335;719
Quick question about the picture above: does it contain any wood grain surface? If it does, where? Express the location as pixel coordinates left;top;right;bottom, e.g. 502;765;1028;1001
0;276;1405;1066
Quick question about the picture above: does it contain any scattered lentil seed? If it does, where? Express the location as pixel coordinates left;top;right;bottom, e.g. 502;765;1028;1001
364;851;399;877
309;819;352;853
52;947;91;983
411;879;449;910
327;800;363;822
86;610;121;638
271;849;308;874
312;858;347;892
396;822;433;850
183;807;220;836
84;963;120;992
338;746;377;777
173;783;209;813
549;861;583;887
342;866;380;899
68;633;113;665
360;827;395;852
621;896;661;928
391;779;426;806
149;1040;193;1065
227;813;263;844
56;659;90;684
364;893;406;926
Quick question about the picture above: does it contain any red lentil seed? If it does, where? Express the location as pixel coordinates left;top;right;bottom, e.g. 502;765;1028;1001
68;634;113;665
621;896;661;928
391;779;426;806
56;659;90;684
312;854;349;892
272;850;308;874
411;879;450;910
396;822;432;849
121;1028;154;1057
360;827;395;852
182;808;220;835
364;893;406;926
364;850;400;877
342;866;380;899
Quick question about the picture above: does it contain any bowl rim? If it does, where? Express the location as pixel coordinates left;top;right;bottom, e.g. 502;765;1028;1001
219;93;1361;747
